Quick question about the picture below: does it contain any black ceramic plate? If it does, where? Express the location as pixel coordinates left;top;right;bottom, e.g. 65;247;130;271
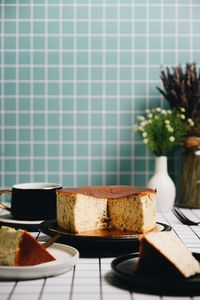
111;252;200;295
40;220;171;241
39;220;171;258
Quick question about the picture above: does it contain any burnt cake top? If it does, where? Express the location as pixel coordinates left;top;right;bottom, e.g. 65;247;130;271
57;185;156;199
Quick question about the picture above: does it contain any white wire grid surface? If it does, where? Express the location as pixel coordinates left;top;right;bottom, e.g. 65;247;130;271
1;208;200;300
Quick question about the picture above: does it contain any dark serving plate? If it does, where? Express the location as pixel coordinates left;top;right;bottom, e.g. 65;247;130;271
39;220;171;258
111;252;200;295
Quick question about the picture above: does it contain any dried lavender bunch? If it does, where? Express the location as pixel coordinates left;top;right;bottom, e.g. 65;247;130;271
157;63;200;135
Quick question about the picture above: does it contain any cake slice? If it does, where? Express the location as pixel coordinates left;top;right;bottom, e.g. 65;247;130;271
0;226;55;266
56;185;156;233
136;231;200;278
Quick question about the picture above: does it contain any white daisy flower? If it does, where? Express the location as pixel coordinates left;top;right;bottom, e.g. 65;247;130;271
137;116;145;121
180;114;185;120
166;125;174;132
140;121;146;127
142;132;147;138
188;118;194;126
143;138;148;144
169;136;175;142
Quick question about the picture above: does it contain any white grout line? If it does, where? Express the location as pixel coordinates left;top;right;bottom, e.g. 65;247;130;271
0;0;5;189
73;0;77;187
44;0;48;182
29;0;34;182
15;0;19;184
59;0;63;186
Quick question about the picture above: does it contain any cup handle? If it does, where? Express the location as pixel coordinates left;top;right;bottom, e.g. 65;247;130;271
0;190;12;212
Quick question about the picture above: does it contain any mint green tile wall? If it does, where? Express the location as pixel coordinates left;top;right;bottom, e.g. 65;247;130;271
1;0;200;188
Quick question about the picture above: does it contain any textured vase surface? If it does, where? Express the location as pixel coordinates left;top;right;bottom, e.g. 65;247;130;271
177;150;200;208
147;156;176;212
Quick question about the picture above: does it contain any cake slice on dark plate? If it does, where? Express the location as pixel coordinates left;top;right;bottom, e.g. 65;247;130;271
136;231;200;278
0;226;55;266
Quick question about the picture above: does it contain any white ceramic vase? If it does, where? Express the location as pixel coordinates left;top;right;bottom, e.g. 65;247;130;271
147;156;176;212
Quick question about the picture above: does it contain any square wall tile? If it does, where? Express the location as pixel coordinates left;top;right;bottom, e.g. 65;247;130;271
1;1;200;188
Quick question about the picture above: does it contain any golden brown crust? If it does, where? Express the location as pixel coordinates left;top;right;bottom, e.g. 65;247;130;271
16;231;55;266
57;185;156;199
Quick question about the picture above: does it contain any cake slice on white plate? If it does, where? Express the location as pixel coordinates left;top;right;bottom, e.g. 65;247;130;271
136;231;200;278
0;226;55;266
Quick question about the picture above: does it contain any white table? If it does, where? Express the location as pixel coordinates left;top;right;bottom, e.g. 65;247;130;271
1;208;200;300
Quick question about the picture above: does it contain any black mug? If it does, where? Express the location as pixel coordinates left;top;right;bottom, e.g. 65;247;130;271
0;182;62;220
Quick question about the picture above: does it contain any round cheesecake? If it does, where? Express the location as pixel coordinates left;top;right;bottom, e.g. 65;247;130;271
56;185;156;234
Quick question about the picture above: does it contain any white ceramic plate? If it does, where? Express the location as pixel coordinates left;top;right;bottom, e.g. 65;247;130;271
0;212;43;225
0;209;43;231
0;243;79;280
